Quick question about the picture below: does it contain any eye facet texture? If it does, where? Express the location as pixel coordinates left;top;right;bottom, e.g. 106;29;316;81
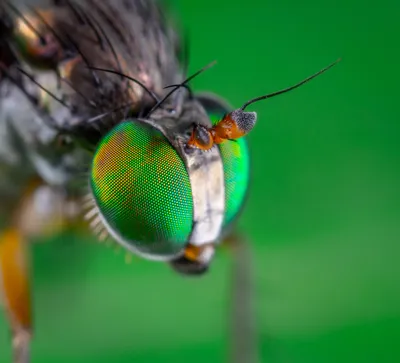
90;120;193;259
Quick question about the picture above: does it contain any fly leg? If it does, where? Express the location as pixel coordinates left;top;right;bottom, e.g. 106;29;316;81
222;233;260;363
0;227;31;363
0;178;83;363
0;179;40;363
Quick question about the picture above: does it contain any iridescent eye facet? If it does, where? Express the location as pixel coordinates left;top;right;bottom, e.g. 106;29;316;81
90;120;193;260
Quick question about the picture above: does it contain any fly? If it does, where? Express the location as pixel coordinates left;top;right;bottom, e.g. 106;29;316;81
0;1;340;362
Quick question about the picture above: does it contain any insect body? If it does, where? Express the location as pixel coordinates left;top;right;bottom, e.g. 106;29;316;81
0;0;339;361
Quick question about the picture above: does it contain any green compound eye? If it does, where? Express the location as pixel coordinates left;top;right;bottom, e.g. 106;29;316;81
219;131;250;227
90;120;193;260
208;112;250;228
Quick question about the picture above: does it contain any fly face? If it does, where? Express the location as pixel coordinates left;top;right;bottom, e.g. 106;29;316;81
87;95;249;274
86;55;341;274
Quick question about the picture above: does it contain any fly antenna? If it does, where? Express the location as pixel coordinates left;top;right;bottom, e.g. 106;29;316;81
163;84;193;98
146;60;217;117
240;58;341;111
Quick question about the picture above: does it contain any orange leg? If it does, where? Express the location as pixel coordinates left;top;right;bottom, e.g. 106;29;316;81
0;179;84;363
0;179;39;363
0;228;31;363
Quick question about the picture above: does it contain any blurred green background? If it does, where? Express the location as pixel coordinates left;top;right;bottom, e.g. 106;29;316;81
1;0;400;362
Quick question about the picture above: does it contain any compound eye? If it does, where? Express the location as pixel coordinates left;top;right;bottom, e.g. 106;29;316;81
90;120;193;260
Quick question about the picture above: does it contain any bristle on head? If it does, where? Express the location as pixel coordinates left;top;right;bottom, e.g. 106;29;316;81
81;194;110;243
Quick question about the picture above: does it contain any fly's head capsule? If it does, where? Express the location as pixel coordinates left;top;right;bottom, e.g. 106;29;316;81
88;59;340;271
87;95;250;272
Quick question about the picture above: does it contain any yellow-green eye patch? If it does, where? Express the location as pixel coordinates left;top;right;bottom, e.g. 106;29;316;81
90;120;193;259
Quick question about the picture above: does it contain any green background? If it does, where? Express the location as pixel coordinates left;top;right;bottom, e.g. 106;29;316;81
1;0;400;362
